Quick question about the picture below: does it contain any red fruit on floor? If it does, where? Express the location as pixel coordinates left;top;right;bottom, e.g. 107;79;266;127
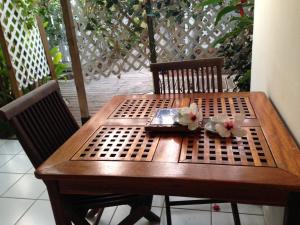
213;204;220;211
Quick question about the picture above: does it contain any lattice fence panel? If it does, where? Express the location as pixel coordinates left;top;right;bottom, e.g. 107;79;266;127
153;4;232;62
0;0;50;89
71;0;233;81
71;0;150;81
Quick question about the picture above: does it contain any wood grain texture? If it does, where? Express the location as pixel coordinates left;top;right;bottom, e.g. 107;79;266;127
35;92;300;208
60;0;89;120
36;16;56;80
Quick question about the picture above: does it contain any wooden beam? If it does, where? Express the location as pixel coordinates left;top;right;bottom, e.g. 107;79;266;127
36;16;57;80
0;25;23;98
146;0;157;63
59;0;90;123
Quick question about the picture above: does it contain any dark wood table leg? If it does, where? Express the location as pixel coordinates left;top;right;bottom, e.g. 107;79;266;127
283;192;300;225
231;203;241;225
46;181;71;225
165;195;172;225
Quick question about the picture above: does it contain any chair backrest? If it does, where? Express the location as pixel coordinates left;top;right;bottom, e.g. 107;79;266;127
0;80;79;168
150;58;224;94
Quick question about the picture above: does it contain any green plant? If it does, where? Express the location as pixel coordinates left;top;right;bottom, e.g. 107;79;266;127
217;30;252;91
0;46;14;108
201;0;254;91
50;46;68;79
0;45;16;137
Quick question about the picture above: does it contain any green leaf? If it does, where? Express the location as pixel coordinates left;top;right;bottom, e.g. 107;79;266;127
215;5;238;26
53;52;62;64
49;46;59;57
197;0;223;8
55;63;67;76
43;21;48;28
213;26;244;46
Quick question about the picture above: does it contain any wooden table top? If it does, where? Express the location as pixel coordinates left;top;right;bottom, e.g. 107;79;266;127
36;92;300;205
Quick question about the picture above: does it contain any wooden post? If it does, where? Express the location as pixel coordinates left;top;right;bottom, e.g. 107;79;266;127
36;16;57;80
145;0;157;63
60;0;90;124
0;26;23;98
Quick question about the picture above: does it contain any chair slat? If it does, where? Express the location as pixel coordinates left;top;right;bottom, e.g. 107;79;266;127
161;71;166;94
195;69;200;92
211;66;215;93
181;69;185;93
205;66;210;93
186;68;190;93
150;58;224;94
166;71;171;94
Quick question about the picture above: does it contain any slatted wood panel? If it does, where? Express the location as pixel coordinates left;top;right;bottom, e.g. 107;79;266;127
158;68;222;94
194;96;256;118
72;126;159;161
150;58;223;94
180;127;276;167
110;99;174;119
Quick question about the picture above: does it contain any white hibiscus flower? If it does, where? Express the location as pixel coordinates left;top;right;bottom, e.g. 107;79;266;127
178;103;202;131
215;114;247;138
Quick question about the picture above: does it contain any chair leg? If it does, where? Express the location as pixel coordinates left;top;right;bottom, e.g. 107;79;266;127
118;196;160;225
231;203;241;225
143;196;160;222
165;195;172;225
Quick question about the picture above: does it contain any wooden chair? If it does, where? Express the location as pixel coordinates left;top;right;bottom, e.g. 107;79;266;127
151;58;241;225
0;80;160;225
150;58;224;94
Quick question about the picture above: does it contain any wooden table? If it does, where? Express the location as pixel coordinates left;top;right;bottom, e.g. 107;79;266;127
35;92;300;225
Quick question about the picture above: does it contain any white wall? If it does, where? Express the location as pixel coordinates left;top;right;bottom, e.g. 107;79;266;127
251;1;300;224
251;0;300;145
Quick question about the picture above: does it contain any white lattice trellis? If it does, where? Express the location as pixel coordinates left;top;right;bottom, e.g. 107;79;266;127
154;5;231;62
71;0;232;81
0;0;50;89
72;0;150;81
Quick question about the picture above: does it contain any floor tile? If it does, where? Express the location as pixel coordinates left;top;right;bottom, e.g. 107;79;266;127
18;150;27;155
110;205;162;225
161;208;211;225
0;140;23;154
26;167;35;174
240;214;266;225
16;200;55;225
98;206;117;225
0;173;23;195
215;203;263;215
39;190;49;200
0;154;14;167
0;139;7;146
152;195;164;208
169;196;211;211
0;198;33;225
136;207;162;225
3;174;46;199
212;212;265;225
0;155;33;173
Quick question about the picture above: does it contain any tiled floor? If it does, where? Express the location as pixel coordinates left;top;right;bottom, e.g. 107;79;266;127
0;139;266;225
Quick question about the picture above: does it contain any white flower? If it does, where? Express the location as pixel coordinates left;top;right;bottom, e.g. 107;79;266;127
215;114;247;138
178;103;202;130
